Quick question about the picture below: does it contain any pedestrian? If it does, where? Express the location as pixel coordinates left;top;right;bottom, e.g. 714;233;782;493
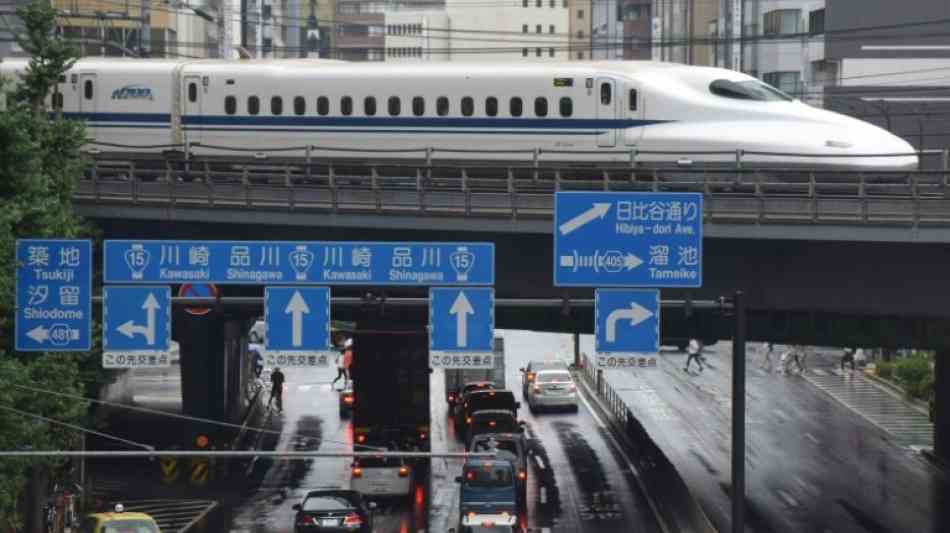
841;347;856;372
783;345;806;374
331;335;352;389
251;348;263;378
270;366;285;412
760;342;774;371
684;338;704;373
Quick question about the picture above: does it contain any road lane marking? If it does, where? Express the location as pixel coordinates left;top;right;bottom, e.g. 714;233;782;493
776;489;799;508
533;454;546;470
805;432;819;444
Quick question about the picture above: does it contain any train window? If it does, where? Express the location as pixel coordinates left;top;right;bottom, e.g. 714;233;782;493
708;79;792;102
271;96;283;115
225;96;237;115
437;96;449;116
535;97;548;117
364;96;377;116
248;96;260;115
559;97;572;117
600;82;612;105
317;97;329;116
188;82;198;103
629;89;637;111
485;97;498;117
412;96;425;116
84;79;93;100
461;97;474;117
294;96;306;115
52;92;63;110
510;97;523;117
389;96;401;116
341;96;353;116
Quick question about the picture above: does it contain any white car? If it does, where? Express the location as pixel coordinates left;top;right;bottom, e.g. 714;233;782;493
526;369;578;413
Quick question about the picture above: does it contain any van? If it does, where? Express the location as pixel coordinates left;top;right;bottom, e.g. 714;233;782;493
455;459;518;530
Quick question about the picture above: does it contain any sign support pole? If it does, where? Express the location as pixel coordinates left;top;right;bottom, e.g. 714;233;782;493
731;290;746;533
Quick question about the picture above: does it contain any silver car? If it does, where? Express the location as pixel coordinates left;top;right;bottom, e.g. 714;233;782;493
526;369;578;412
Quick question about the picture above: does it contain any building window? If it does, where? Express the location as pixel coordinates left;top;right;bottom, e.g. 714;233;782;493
536;0;541;7
536;24;542;33
562;0;567;6
294;96;305;115
364;96;376;116
485;97;498;117
535;97;548;117
84;79;93;99
437;96;449;116
577;30;584;39
412;96;425;116
225;95;237;115
522;48;528;57
510;97;523;117
577;51;584;59
262;38;273;55
629;89;638;111
317;96;329;115
559;97;572;117
600;82;611;105
388;96;400;116
341;96;353;116
763;71;802;96
188;82;198;103
764;9;801;35
549;0;554;7
809;8;825;35
549;47;554;57
523;0;527;6
248;96;260;115
523;24;528;33
271;96;283;115
549;24;555;33
578;8;583;19
622;5;642;21
461;96;474;116
536;47;541;57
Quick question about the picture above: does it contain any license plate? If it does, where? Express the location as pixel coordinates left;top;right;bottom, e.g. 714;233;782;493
321;518;338;527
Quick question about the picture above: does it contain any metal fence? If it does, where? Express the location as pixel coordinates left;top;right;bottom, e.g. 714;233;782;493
577;354;630;427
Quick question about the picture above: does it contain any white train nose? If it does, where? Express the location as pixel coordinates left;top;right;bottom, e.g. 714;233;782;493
810;107;919;170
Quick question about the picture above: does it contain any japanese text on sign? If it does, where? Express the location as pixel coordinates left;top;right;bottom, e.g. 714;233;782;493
429;353;495;369
265;353;331;368
596;355;658;369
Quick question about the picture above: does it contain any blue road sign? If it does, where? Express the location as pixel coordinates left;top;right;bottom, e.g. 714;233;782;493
595;289;660;357
264;287;331;355
103;241;494;286
554;192;702;287
15;239;92;352
429;288;494;368
103;286;171;358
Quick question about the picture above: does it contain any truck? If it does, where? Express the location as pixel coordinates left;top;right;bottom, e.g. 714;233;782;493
349;323;430;501
445;337;506;407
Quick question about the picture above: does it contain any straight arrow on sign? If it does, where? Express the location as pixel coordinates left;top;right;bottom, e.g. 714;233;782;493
605;303;654;343
285;290;311;348
449;291;474;348
117;292;161;345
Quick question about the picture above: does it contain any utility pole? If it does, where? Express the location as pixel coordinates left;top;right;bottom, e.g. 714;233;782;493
140;0;150;56
241;0;248;50
306;0;319;57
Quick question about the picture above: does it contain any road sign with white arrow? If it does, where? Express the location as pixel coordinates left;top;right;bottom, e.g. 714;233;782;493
16;239;92;352
594;289;660;368
103;286;171;368
264;287;332;366
554;192;703;287
429;287;494;369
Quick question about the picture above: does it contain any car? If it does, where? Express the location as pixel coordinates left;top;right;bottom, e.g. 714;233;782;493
466;410;523;449
455;459;518;531
469;433;529;505
456;389;520;441
292;489;376;533
453;381;498;410
339;381;354;418
80;504;160;533
526;369;578;413
519;361;569;399
350;455;413;499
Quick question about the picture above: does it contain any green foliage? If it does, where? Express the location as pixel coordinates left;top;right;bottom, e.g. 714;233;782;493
12;0;78;112
876;361;895;380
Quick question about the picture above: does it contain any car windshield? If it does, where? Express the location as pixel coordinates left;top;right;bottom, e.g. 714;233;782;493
537;371;571;383
709;79;793;101
464;465;513;487
102;522;158;533
473;439;520;459
303;495;354;511
468;392;515;410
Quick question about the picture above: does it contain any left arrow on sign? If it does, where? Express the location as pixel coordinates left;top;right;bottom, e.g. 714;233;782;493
117;293;160;345
605;302;654;343
27;325;49;343
285;290;311;348
449;291;474;348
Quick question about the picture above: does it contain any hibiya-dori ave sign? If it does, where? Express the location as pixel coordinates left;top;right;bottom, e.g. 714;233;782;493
103;241;494;286
554;192;702;287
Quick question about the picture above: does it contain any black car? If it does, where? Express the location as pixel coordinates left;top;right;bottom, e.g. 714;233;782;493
292;490;376;532
466;409;524;449
456;390;520;440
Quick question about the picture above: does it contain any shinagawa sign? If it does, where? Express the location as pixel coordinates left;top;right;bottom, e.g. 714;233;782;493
104;241;494;286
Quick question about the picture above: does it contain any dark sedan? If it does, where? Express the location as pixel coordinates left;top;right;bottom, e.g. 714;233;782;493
292;490;375;532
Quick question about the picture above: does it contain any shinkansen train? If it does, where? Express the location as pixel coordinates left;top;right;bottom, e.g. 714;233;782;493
0;57;918;169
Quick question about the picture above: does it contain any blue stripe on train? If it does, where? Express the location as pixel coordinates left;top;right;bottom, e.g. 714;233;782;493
183;127;603;135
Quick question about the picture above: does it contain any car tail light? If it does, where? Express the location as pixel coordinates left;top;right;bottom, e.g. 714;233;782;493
468;511;477;520
419;431;427;440
343;512;363;527
569;383;576;391
356;434;366;444
533;385;540;393
489;420;497;427
465;471;475;481
527;372;536;382
448;393;455;403
351;466;363;478
399;465;410;477
518;469;526;480
466;417;472;424
343;394;354;405
296;515;314;526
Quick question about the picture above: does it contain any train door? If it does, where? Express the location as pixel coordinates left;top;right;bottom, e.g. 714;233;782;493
183;75;202;144
79;73;96;140
596;77;617;147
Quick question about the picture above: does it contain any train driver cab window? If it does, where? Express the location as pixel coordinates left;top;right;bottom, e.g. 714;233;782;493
412;96;425;116
317;96;330;115
534;97;548;117
225;96;237;115
341;96;353;116
294;96;306;115
437;96;449;116
248;96;260;115
485;97;498;117
84;79;93;100
271;96;283;115
510;97;523;117
188;82;198;103
364;96;377;116
389;96;401;116
600;82;612;105
629;89;637;111
461;96;474;117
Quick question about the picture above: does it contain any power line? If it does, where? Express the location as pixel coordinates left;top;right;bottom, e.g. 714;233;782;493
0;403;154;451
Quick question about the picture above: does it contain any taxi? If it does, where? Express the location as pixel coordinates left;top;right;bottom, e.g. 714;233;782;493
80;504;160;533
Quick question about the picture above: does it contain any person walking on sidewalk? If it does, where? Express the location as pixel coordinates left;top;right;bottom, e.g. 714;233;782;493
270;366;285;412
841;347;856;372
332;337;353;389
760;342;774;372
684;339;704;373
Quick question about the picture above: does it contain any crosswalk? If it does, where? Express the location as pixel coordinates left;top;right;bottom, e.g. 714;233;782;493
803;369;933;446
123;499;217;533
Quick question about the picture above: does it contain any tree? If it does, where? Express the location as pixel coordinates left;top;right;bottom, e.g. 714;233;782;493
0;2;100;530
